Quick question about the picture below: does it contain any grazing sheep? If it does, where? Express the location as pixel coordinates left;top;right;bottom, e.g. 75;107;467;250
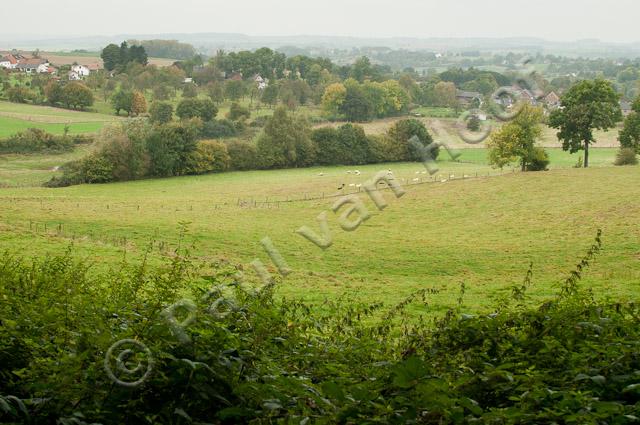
354;170;361;175
346;171;351;174
412;178;420;182
348;183;356;187
415;171;420;174
441;179;448;183
355;184;362;188
421;171;427;174
318;172;325;176
338;184;345;190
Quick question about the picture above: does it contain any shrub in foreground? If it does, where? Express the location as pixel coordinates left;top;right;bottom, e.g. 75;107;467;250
2;231;640;424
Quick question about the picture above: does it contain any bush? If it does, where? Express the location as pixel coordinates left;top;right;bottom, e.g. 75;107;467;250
149;101;173;124
226;139;258;170
6;86;34;103
525;146;550;171
227;102;250;121
0;128;75;154
200;119;238;138
176;98;217;121
185;140;231;174
614;147;638;165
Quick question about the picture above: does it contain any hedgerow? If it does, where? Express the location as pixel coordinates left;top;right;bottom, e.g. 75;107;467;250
1;230;639;424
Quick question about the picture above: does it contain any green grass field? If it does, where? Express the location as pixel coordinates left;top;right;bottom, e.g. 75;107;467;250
0;101;119;137
0;149;636;316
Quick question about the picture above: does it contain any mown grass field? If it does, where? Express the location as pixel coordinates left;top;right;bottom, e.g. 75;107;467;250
0;150;636;316
0;101;119;137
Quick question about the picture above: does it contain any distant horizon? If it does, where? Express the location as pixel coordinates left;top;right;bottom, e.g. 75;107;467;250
3;0;640;44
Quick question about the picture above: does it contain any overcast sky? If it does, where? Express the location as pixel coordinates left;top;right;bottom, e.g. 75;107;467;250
2;0;639;43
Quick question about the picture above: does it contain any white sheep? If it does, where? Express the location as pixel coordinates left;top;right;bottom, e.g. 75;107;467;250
412;178;420;182
348;183;356;187
354;170;361;175
318;172;325;176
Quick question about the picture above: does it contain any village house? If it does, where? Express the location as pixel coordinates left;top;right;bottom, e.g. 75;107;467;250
16;58;49;74
254;74;268;90
456;90;483;107
544;91;561;108
71;64;90;77
0;54;18;69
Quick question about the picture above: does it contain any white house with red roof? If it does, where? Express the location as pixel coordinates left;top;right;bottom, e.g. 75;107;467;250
0;54;18;69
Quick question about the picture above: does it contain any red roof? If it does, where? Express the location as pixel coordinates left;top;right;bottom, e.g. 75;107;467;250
1;54;18;64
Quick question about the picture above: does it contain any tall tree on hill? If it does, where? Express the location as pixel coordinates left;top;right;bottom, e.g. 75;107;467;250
549;79;622;168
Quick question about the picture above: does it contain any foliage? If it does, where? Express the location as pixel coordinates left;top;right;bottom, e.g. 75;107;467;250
226;139;258;170
487;105;547;171
6;86;34;104
619;97;640;153
111;89;134;116
146;119;201;177
128;39;197;60
185;140;231;174
549;79;622;167
149;101;173;124
227;102;251;122
176;98;218;121
614;147;638;166
130;90;148;116
2;231;640;423
200;119;238;139
101;41;148;72
388;118;437;161
311;124;371;165
0;128;77;154
256;106;315;168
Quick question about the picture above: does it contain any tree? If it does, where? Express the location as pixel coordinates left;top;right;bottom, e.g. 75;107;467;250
111;90;134;116
321;83;347;118
149;102;173;124
226;103;250;122
549;79;622;167
487;105;548;171
387;119;435;161
256;106;314;168
176;98;218;121
224;80;247;101
619;96;640;154
101;44;121;71
182;83;198;98
61;82;94;110
146;120;201;177
131;91;148;116
433;81;458;108
261;83;279;108
7;86;34;104
44;81;64;106
341;79;371;122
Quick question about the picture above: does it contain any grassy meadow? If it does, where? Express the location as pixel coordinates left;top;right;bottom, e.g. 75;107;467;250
0;101;119;137
0;149;636;316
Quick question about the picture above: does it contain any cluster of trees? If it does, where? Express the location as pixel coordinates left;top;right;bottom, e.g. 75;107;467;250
100;42;148;72
128;39;197;60
321;78;411;121
44;81;94;110
49;106;436;186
